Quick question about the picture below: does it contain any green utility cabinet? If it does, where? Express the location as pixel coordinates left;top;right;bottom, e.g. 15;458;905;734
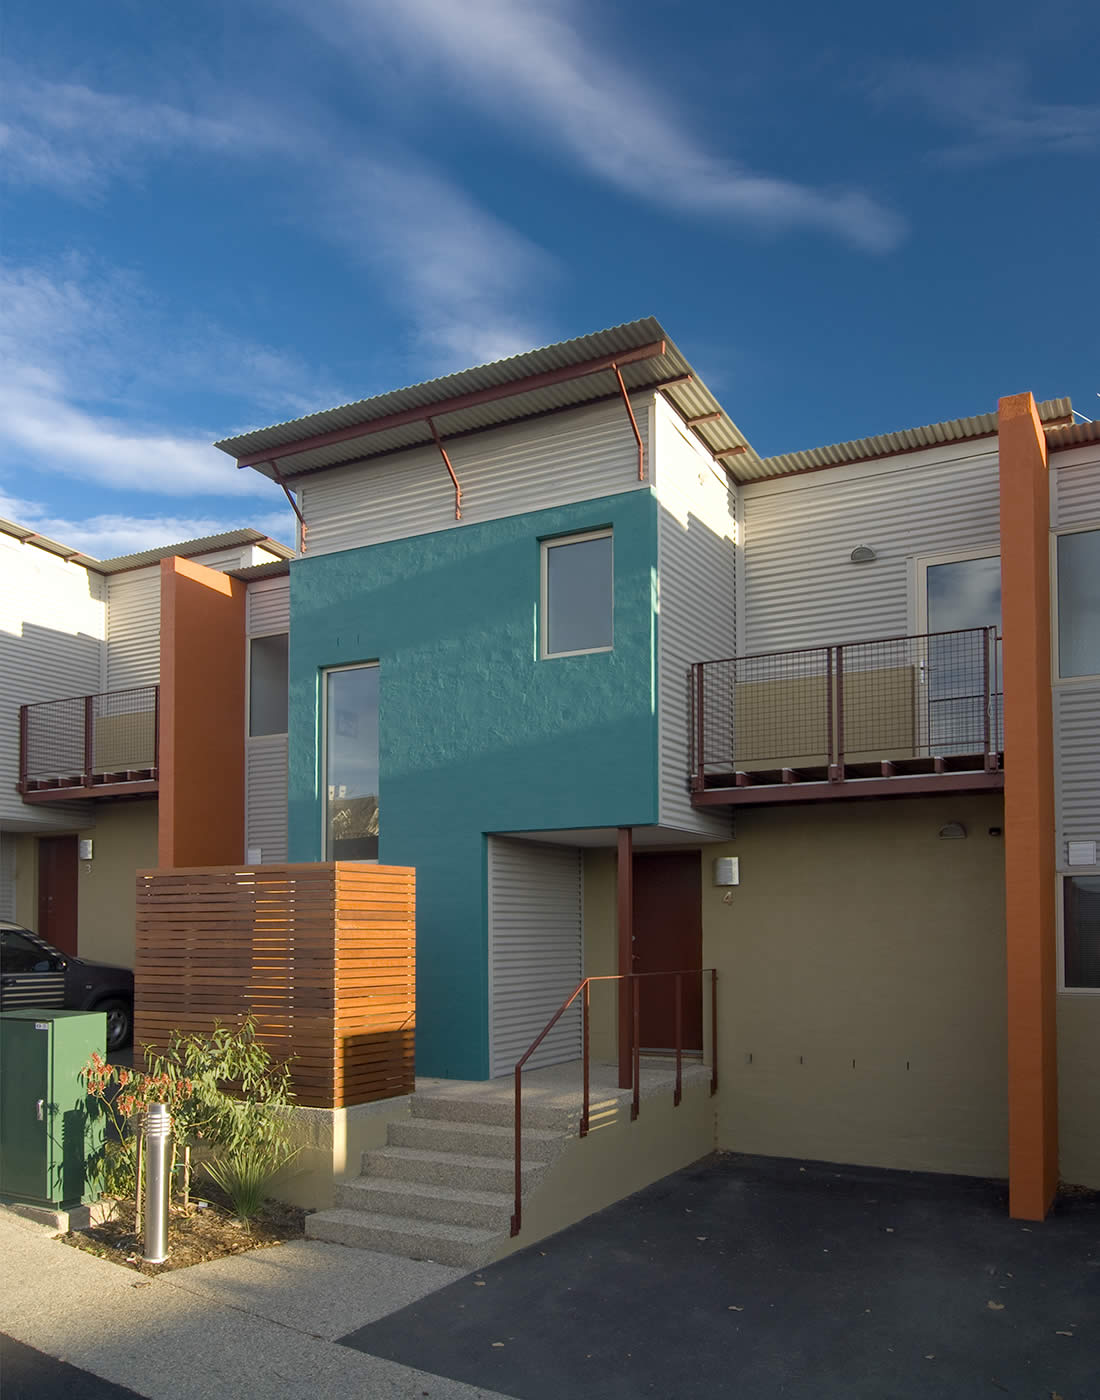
0;1009;106;1209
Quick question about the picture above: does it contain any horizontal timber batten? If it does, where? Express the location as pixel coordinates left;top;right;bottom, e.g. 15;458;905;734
135;862;415;1108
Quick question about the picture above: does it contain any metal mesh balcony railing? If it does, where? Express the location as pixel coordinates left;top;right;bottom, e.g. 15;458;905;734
20;685;159;793
690;628;1001;788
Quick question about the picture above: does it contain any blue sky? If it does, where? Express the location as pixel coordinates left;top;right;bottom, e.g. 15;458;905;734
2;0;1098;556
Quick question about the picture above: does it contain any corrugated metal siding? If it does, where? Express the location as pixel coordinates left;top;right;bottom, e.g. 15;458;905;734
0;535;105;826
0;835;15;920
300;395;651;557
488;837;582;1079
654;398;736;837
1052;450;1100;529
106;567;161;690
1054;686;1100;863
742;446;1001;653
245;735;288;864
246;577;290;636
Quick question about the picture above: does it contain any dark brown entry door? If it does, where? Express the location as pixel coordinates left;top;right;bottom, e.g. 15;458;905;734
38;835;79;955
632;851;703;1052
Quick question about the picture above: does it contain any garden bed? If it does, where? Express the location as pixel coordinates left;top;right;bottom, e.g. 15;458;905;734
61;1186;308;1274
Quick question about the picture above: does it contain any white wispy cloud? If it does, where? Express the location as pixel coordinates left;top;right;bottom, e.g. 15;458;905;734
0;488;293;559
0;255;333;499
0;69;297;195
313;158;555;367
290;0;904;252
875;61;1100;165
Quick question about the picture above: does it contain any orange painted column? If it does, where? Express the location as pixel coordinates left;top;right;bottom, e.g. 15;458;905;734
998;392;1058;1220
158;557;247;868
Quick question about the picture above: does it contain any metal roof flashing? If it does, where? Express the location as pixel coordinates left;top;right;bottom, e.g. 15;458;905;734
0;520;294;574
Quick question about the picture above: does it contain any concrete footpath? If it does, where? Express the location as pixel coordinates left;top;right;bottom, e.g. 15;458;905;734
0;1207;514;1400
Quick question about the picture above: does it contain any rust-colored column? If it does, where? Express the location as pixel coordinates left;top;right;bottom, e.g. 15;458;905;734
998;391;1058;1220
617;826;634;1090
158;557;247;868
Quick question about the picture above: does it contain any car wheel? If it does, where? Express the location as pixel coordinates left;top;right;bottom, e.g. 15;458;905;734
97;997;133;1054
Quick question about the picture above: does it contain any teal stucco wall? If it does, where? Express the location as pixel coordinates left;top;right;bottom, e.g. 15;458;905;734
288;490;660;1079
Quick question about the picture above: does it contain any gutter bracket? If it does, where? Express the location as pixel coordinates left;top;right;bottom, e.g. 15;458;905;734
611;362;646;481
267;461;307;554
428;417;462;520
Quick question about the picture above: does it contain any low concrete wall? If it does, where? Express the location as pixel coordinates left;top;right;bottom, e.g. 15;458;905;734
270;1097;413;1210
492;1073;717;1261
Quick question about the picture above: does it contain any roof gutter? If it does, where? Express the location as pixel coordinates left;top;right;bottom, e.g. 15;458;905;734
235;340;667;473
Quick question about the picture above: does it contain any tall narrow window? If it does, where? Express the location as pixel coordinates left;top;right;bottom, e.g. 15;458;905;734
323;664;379;861
249;634;288;736
922;553;1001;755
541;529;613;658
1058;529;1100;678
1063;876;1100;990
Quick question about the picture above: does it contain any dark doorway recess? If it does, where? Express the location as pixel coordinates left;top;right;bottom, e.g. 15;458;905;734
632;850;702;1052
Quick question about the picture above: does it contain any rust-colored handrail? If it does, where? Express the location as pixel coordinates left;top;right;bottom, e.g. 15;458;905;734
511;967;718;1238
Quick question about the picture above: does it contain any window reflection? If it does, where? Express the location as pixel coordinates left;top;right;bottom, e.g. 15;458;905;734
324;665;379;860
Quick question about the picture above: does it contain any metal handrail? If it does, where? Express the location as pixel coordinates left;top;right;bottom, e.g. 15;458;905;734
510;967;718;1238
19;684;160;790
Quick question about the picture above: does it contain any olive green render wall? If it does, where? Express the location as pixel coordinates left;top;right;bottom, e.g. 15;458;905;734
76;801;158;967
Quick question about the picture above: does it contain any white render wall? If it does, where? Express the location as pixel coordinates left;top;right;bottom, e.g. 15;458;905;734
298;394;653;557
740;441;1002;653
652;395;736;838
0;534;106;830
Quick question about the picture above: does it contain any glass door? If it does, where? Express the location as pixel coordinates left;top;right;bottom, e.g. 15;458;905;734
922;554;1001;756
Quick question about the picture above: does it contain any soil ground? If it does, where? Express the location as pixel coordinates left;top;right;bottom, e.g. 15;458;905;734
60;1187;307;1275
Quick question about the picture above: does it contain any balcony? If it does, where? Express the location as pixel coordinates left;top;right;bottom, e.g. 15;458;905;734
690;628;1003;805
19;686;159;803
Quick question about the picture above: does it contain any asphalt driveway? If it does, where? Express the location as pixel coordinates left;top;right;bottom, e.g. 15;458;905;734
341;1152;1099;1400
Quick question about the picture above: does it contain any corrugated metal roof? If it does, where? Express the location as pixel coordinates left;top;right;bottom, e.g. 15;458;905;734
215;318;762;482
1047;420;1100;451
229;559;292;581
96;530;295;573
0;520;294;574
753;398;1073;481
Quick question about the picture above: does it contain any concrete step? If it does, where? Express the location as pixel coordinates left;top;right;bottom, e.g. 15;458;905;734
388;1116;564;1162
412;1091;578;1132
305;1208;499;1269
364;1145;545;1194
334;1176;514;1231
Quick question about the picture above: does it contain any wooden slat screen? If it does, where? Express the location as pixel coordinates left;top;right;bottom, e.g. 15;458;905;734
134;862;415;1108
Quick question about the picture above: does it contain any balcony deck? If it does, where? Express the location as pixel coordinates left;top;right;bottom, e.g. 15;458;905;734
19;685;159;804
690;627;1003;807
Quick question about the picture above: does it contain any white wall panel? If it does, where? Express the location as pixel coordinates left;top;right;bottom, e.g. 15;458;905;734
245;735;288;864
246;577;290;636
1052;448;1100;529
742;445;1001;653
653;396;736;837
0;835;15;919
1054;685;1100;864
489;837;582;1078
106;567;161;690
300;395;652;558
0;535;105;827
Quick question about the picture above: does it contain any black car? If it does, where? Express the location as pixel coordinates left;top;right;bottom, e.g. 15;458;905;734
0;921;134;1053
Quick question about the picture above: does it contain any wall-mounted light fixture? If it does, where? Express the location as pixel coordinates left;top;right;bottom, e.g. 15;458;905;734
714;857;740;886
850;545;877;563
938;822;967;840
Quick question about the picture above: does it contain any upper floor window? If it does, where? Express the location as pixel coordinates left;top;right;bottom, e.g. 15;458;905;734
540;530;613;658
1057;529;1100;678
249;633;288;736
323;663;379;861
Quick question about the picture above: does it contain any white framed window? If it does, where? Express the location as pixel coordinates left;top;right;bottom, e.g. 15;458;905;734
248;633;288;737
540;529;613;659
1054;526;1100;680
912;547;1001;637
321;662;379;861
1059;873;1100;993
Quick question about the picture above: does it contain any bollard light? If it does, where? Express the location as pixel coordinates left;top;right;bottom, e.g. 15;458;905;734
141;1102;172;1264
